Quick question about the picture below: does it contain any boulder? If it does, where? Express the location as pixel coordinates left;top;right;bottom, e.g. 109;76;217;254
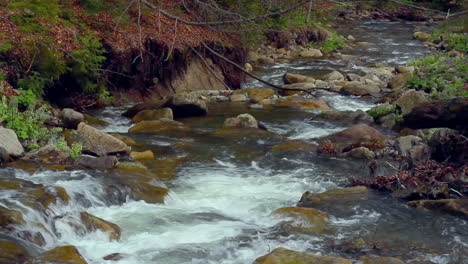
74;155;118;169
166;93;208;118
0;146;8;163
223;114;259;129
321;71;344;81
83;114;109;126
0;240;30;264
128;119;185;133
74;123;128;157
341;82;380;95
298;186;369;207
318;124;387;152
110;134;137;147
407;199;468;217
364;68;394;81
315;80;329;89
273;207;329;233
346;73;361;81
394;135;423;155
271;140;314;152
61;108;84;129
389;72;412;89
130;150;155;160
342;147;375;159
361;256;405;264
274;96;330;110
395;66;415;74
25;245;88;264
395;89;428;115
413;31;431;41
80;212;121;240
0;205;25;232
280;83;315;96
245;88;275;103
313;110;373;125
230;94;248;102
130;108;173;123
0;127;24;157
299;48;323;58
283;73;315;84
122;98;170;118
254;248;351;264
378;113;396;129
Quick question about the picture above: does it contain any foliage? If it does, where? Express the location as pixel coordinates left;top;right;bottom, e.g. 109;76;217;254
322;33;345;53
367;103;396;118
69;143;83;158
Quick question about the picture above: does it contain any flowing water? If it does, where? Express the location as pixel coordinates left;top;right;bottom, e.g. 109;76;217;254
1;20;467;264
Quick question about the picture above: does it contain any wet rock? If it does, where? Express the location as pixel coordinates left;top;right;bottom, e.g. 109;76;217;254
271;140;313;152
149;156;187;180
230;94;248;102
313;110;373;125
315;80;329;88
246;88;276;103
364;68;394;82
22;145;70;164
322;71;344;81
0;240;30;264
298;186;369;207
83;114;109;126
284;73;315;84
361;256;405;264
407;199;468;217
103;253;126;261
61;108;84;129
213;127;282;140
257;56;275;64
131;108;173;123
129;182;168;204
342;147;375;159
341;82;380;95
128;119;185;133
80;212;121;240
166;93;208;118
74;155;118;169
0;205;25;232
71;123;128;157
254;247;352;264
25;245;88;264
299;48;323;58
413;31;431;41
318;124;387;152
395;89;428;115
122;98;170;118
280;83;315;96
389;72;412;89
0;127;24;158
274;207;329;233
223;113;259;129
109;134;137;147
249;104;264;109
0;146;8;163
130;150;155;160
274;95;330;110
346;73;361;81
116;162;149;173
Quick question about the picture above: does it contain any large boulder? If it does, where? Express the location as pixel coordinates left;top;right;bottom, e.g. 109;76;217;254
0;127;24;158
284;73;315;84
0;240;30;264
61;108;84;129
130;108;173;123
73;123;128;157
341;82;380;95
318;124;387;152
166;93;208;118
80;212;121;241
389;72;412;89
223;114;259;129
395;89;428;115
254;247;351;264
25;245;88;264
407;199;468;217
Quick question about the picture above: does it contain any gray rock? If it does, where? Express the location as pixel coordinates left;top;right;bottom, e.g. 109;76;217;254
0;146;9;163
389;72;412;89
299;48;322;58
315;80;329;89
0;127;24;157
322;71;344;81
75;123;129;157
378;113;396;129
223;113;259;129
131;108;174;123
249;104;264;109
341;82;380;95
395;135;423;155
75;155;118;169
395;89;428;115
62;108;84;129
346;73;361;81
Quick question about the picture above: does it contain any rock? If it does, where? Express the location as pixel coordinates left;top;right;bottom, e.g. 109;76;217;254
318;124;387;152
361;256;405;264
83;114;109;126
254;247;351;264
223;114;259;129
245;88;275;103
62;108;84;129
395;135;423;155
274;96;330;110
249;104;263;109
395;66;415;74
342;147;375;159
364;68;394;82
128;119;185;133
274;207;329;233
271;140;313;152
341;81;380;95
149;156;188;180
0;205;25;232
22;144;70;164
248;51;260;62
283;73;315;84
25;245;88;264
80;212;121;240
298;186;369;207
116;162;149;173
347;35;356;41
395;89;428;115
130;150;155;160
0;240;30;264
122;98;170;118
110;134;137;146
280;83;315;96
299;48;323;58
313;110;373;125
74;123;128;157
389;72;412;89
346;73;361;81
413;31;431;41
131;108;173;123
315;80;329;89
378;113;396;129
0;127;24;157
407;199;468;217
0;146;8;163
230;94;248;102
103;253;126;261
402;98;468;131
321;71;344;81
75;155;118;169
244;63;253;72
166;93;208;118
257;56;275;64
367;103;396;119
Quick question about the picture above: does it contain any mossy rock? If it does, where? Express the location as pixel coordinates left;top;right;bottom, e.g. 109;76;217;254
80;212;121;241
361;256;405;264
146;156;187;180
128;119;185;133
0;240;30;264
273;207;329;233
254;247;351;264
25;245;88;264
83;114;109;126
129;182;168;204
116;162;149;173
298;187;370;207
274;96;330;110
110;134;138;147
130;150;155;161
271;140;314;152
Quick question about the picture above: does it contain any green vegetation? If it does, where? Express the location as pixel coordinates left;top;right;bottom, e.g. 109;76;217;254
322;33;346;52
367;103;396;118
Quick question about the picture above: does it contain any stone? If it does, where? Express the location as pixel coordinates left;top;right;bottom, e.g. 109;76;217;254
413;31;431;41
361;256;405;264
280;83;315;96
389;72;412;89
103;253;126;261
318;124;387;152
342;147;375;159
364;68;394;81
273;207;329;233
395;135;423;156
315;80;329;89
128;119;185;133
395;89;428;115
75;123;128;157
346;73;361;81
299;48;323;58
395;66;415;74
166;93;208;118
62;108;84;129
0;146;8;163
150;156;187;180
80;212;121;240
131;108;173;123
223;114;259;129
75;155;118;169
313;110;373;125
110;134;137;146
0;127;24;157
22;144;70;164
274;96;330;110
246;88;275;103
283;73;315;84
341;82;380;95
0;240;30;264
244;63;253;72
230;94;248;102
298;187;369;207
25;245;88;264
378;113;396;129
130;150;155;160
249;104;263;109
116;162;149;173
122;98;170;118
322;71;344;81
248;51;260;62
271;140;314;152
83;114;109;126
429;128;468;164
0;205;25;231
255;248;352;264
408;199;468;217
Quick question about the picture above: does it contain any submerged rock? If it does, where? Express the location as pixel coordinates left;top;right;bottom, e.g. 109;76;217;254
407;199;468;217
298;186;369;207
0;205;25;232
223;113;259;129
25;245;88;264
254;247;351;264
280;83;315;96
130;150;155;160
230;94;248;102
74;155;118;170
128;119;185;133
273;207;329;233
0;240;30;264
361;256;405;264
130;108;173;123
270;140;313;153
0;127;24;158
80;212;121;241
122;98;170;118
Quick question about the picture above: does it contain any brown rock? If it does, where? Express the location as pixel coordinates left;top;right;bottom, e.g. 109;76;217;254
298;187;369;207
284;73;315;84
318;124;386;152
255;247;352;264
271;140;313;152
25;245;88;264
130;150;155;160
274;207;329;233
407;199;468;217
0;240;30;264
131;108;174;123
80;212;121;240
75;123;128;157
361;256;405;264
341;82;380;95
389;72;412;89
274;96;330;110
223;114;259;129
128;119;185;133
